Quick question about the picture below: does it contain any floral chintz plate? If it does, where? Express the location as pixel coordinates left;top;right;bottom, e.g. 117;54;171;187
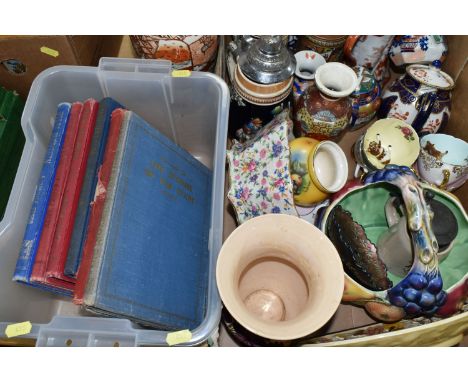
227;111;298;224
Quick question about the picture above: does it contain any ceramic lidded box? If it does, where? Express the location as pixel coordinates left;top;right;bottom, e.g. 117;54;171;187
320;166;468;322
227;110;298;224
378;63;454;135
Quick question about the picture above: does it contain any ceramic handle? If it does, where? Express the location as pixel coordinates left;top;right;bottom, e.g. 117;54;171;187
384;197;403;227
343;35;360;66
438;169;450;190
228;40;241;61
412;93;437;134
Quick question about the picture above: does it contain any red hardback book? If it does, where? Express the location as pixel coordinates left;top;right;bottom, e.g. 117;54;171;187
45;99;99;285
73;108;125;304
30;102;83;291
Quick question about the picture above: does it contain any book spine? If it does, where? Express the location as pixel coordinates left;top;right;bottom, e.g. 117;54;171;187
30;103;83;283
65;99;121;277
73;108;126;304
13;103;71;282
83;112;129;307
46;99;99;283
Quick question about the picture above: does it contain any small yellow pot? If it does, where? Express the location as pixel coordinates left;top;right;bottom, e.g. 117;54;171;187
290;137;348;206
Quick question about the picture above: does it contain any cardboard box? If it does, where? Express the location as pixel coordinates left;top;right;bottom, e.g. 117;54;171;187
0;35;123;99
220;35;468;346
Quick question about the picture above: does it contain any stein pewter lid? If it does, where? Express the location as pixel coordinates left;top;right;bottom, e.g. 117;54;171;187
238;35;296;85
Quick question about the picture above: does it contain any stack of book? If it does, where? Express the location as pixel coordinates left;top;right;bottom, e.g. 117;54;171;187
0;88;25;220
13;98;212;330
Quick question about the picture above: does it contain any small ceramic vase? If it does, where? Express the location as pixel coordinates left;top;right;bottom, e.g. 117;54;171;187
321;165;468;322
294;62;359;141
292;50;326;103
216;214;344;341
130;35;219;71
378;63;454;136
297;35;348;62
353;118;420;176
227;111;298;224
229;36;296;142
289;137;348;206
389;35;448;67
349;67;381;130
417;134;468;191
344;35;394;84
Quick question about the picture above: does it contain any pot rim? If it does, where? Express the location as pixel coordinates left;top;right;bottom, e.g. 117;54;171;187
315;62;359;98
216;214;344;340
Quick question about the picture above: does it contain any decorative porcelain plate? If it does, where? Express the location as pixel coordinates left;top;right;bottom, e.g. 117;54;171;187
363;118;420;170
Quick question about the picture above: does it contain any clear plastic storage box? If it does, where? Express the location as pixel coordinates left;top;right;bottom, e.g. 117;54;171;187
0;58;229;346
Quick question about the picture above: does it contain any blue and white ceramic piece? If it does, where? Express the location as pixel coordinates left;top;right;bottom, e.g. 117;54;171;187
378;63;454;136
389;35;448;67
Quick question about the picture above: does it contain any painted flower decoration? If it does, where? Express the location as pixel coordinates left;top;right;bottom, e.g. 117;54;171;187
272;142;283;157
419;36;429;51
396;125;415;141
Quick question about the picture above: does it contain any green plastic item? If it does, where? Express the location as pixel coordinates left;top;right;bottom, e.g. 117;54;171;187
0;130;25;220
0;87;7;108
0;90;25;221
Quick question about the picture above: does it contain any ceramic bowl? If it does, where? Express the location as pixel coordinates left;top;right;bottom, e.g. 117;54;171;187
417;134;468;191
227;111;298;224
216;214;344;341
320;166;468;322
355;118;420;174
289;137;348;206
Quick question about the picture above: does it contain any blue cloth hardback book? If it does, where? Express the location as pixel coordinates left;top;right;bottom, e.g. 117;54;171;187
83;111;212;330
64;97;123;278
13;102;71;283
